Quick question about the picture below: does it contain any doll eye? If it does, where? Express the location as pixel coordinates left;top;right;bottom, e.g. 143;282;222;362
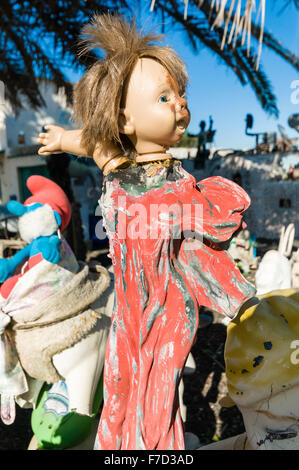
159;95;168;103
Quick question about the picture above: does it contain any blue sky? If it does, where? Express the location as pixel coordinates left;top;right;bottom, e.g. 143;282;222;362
62;1;299;150
173;2;299;150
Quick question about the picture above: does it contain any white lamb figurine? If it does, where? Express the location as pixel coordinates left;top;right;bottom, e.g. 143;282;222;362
255;224;294;295
291;249;299;288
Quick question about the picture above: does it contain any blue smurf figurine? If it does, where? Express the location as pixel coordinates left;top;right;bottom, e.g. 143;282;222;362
0;175;71;299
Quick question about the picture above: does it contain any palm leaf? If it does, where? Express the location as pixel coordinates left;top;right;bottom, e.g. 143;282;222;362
0;0;297;117
153;0;279;115
151;0;267;67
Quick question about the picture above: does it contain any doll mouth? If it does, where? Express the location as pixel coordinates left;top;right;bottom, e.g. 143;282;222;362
176;119;188;132
176;108;190;132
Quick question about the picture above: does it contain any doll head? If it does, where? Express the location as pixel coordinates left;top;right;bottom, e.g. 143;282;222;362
225;288;299;449
73;14;189;159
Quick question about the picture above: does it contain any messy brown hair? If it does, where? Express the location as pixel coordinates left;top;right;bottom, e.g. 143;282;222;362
73;13;188;157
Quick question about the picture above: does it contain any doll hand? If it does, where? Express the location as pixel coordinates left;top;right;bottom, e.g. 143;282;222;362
37;125;65;156
31;235;61;264
0;258;15;283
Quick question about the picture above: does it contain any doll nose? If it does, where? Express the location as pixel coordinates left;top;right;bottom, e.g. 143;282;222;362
179;97;187;110
176;96;187;113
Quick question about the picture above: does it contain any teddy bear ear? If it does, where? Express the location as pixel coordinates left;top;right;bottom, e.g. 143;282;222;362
6;200;26;216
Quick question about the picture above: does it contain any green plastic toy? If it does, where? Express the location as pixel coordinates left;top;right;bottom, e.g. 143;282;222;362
31;374;103;450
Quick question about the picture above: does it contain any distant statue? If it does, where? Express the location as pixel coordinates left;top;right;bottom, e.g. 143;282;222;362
188;116;216;169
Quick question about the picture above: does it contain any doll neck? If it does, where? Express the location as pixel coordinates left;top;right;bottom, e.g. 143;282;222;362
136;150;172;163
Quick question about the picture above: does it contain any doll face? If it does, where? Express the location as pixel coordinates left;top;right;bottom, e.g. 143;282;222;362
120;57;190;154
240;384;299;450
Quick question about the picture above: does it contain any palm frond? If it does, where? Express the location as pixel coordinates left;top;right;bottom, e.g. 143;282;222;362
251;26;299;71
153;0;279;116
0;0;296;118
230;45;279;116
151;0;266;68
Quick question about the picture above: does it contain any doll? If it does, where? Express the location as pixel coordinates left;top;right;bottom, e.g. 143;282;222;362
200;288;299;450
38;14;256;450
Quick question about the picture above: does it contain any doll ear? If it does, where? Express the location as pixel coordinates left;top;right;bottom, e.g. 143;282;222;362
118;108;135;135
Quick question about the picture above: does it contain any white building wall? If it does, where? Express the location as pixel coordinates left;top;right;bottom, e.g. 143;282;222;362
5;80;74;148
186;151;299;239
1;152;46;202
0;80;76;204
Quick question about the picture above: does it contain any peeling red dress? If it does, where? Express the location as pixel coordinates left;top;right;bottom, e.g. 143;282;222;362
95;161;256;450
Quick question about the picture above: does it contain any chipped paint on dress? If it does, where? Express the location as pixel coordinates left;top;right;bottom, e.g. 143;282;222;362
95;161;256;450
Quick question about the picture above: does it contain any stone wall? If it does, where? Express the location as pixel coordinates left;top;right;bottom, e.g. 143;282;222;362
179;150;299;240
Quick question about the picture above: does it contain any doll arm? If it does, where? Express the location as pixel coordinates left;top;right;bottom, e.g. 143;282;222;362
0;244;31;282
38;126;130;175
0;236;61;284
38;126;87;157
30;235;61;264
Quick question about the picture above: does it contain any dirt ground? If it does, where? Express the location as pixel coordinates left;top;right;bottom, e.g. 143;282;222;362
183;310;244;446
0;239;278;450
